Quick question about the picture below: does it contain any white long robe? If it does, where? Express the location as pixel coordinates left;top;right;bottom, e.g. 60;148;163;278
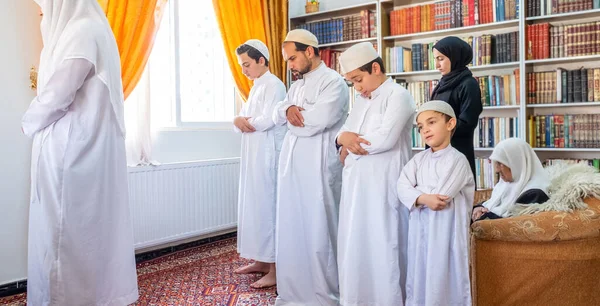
272;62;349;306
235;71;287;263
396;146;475;306
22;58;138;306
336;78;415;306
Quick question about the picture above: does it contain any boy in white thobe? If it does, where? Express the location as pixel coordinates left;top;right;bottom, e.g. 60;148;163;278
22;0;138;305
396;101;475;306
273;29;349;306
335;42;415;306
233;39;286;289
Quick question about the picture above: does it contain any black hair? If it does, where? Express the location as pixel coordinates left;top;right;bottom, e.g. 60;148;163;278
236;44;269;67
358;57;386;74
293;42;320;56
440;113;457;136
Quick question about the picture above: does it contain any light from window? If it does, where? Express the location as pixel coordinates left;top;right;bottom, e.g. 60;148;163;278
147;0;236;128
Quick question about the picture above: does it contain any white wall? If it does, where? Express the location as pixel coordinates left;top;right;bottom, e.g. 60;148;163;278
0;1;42;285
289;0;372;18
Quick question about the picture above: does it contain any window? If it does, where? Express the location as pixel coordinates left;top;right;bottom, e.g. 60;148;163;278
148;0;237;129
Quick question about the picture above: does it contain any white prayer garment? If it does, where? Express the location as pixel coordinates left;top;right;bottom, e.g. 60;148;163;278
336;78;416;306
272;62;349;306
482;137;550;217
235;71;287;263
396;146;475;306
21;0;138;305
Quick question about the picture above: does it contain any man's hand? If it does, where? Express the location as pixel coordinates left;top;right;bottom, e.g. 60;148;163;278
337;132;370;155
233;116;256;133
472;206;489;221
339;146;349;165
416;194;450;211
286;106;305;127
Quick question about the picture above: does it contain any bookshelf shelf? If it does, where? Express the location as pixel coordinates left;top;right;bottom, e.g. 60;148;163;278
470;62;520;71
383;20;519;41
533;148;600;152
525;55;600;65
526;8;600;22
483;105;520;110
319;37;377;48
387;70;439;77
290;1;377;20
387;62;519;77
527;102;600;108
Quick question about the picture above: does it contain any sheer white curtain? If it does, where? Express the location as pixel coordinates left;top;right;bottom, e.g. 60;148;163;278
124;67;156;166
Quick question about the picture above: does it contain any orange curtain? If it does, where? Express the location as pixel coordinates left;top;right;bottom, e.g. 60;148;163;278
261;0;288;87
212;0;287;101
97;0;168;100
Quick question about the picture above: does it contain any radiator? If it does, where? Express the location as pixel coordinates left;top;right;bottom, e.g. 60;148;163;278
127;158;240;250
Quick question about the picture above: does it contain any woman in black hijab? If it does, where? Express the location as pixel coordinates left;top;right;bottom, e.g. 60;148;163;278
430;36;482;184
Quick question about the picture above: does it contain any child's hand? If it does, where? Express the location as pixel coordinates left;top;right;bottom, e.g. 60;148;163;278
233;116;255;133
417;194;450;211
337;132;370;155
472;206;489;221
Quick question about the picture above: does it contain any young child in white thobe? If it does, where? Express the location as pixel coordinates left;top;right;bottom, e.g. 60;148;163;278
335;42;415;306
397;100;475;306
232;39;286;289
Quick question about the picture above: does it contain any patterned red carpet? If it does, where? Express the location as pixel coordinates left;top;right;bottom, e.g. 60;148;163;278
0;238;277;305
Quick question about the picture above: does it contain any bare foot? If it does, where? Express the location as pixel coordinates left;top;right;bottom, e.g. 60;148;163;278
250;269;276;289
234;262;269;274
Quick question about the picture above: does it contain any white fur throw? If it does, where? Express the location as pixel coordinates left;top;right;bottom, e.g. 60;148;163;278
509;162;600;216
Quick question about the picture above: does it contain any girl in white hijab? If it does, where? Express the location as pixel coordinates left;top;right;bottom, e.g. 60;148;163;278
472;138;551;221
21;0;138;305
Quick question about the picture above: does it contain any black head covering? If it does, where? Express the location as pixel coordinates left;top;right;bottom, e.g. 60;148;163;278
430;36;474;98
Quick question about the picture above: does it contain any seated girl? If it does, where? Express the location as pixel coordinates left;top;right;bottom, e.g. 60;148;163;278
472;138;551;221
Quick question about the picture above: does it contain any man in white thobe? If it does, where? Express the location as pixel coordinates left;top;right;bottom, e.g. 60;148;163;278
273;29;349;306
21;0;138;305
335;42;416;306
233;39;286;289
396;101;475;306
